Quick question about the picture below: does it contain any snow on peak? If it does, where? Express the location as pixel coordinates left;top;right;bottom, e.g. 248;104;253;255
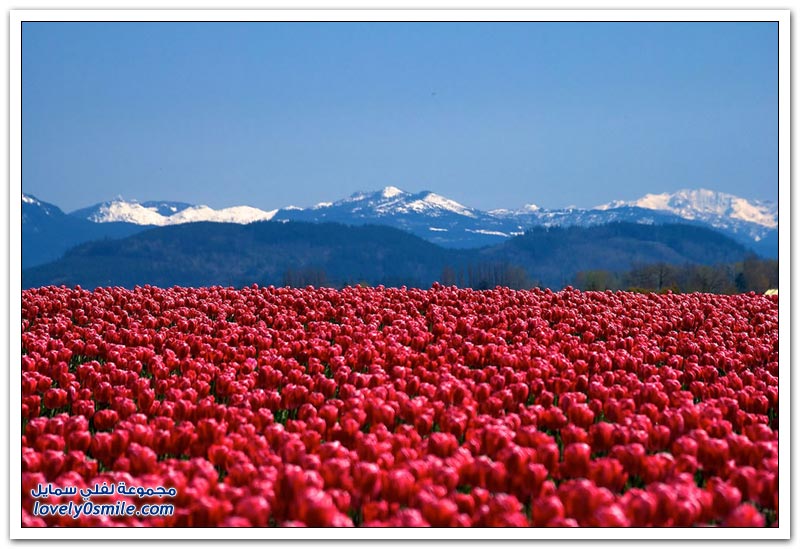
489;203;539;217
88;200;169;225
340;187;408;205
597;188;777;229
729;197;778;228
317;187;478;219
170;205;277;224
405;192;476;218
22;193;60;222
83;199;277;226
343;192;367;203
381;186;406;198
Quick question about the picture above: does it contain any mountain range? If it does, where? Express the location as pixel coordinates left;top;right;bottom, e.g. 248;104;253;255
22;194;144;269
22;187;778;270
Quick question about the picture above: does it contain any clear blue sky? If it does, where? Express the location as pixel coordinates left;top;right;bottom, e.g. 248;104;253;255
22;21;778;212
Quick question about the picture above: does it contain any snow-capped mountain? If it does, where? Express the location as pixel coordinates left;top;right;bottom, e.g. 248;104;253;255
27;186;777;262
298;186;478;218
489;203;540;216
269;186;776;254
22;193;62;224
271;187;507;248
138;200;194;217
70;198;277;226
597;188;777;241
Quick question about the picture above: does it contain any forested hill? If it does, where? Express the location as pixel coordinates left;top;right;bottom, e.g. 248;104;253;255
23;221;755;290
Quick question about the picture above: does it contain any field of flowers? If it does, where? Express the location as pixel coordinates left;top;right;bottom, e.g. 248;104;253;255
21;285;778;527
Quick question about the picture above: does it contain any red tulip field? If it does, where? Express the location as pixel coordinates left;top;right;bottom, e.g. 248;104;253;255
21;285;779;527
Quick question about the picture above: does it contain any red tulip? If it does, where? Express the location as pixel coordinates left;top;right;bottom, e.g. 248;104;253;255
724;504;766;527
43;388;68;410
92;409;119;431
531;495;564;526
561;443;591;478
20;285;778;527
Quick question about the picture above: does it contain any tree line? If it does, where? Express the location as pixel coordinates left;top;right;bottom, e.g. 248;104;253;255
284;256;778;295
573;256;778;294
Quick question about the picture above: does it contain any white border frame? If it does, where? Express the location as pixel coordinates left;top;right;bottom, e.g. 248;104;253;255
9;10;791;540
